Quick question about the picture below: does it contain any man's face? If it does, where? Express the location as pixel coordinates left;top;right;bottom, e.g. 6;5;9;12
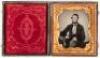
72;15;78;23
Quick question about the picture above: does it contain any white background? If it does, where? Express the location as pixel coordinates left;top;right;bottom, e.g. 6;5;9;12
0;0;99;58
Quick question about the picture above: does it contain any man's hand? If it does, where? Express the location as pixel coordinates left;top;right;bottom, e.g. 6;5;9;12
73;37;77;41
65;35;69;39
65;31;69;39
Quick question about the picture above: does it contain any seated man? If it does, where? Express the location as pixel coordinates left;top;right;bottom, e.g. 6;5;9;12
59;14;88;48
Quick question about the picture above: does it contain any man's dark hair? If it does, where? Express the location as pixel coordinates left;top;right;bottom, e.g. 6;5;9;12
71;14;79;19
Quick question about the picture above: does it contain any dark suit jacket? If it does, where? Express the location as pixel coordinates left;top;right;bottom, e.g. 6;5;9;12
59;23;85;44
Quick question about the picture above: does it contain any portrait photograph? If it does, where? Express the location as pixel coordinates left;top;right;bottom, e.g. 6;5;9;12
51;2;98;56
58;11;88;48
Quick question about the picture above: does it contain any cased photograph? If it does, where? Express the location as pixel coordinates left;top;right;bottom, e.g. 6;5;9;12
51;2;98;56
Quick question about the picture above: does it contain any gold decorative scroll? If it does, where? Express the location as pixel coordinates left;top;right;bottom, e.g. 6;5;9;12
51;3;97;56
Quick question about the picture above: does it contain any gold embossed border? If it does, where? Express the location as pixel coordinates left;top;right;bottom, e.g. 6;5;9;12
51;2;97;56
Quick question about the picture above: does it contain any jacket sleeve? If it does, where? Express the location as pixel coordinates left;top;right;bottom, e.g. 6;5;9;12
60;25;70;37
58;25;70;44
80;26;85;42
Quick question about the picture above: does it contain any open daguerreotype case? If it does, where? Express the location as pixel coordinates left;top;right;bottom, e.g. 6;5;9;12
3;1;98;56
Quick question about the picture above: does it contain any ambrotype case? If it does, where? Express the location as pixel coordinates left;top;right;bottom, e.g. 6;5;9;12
51;2;98;56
